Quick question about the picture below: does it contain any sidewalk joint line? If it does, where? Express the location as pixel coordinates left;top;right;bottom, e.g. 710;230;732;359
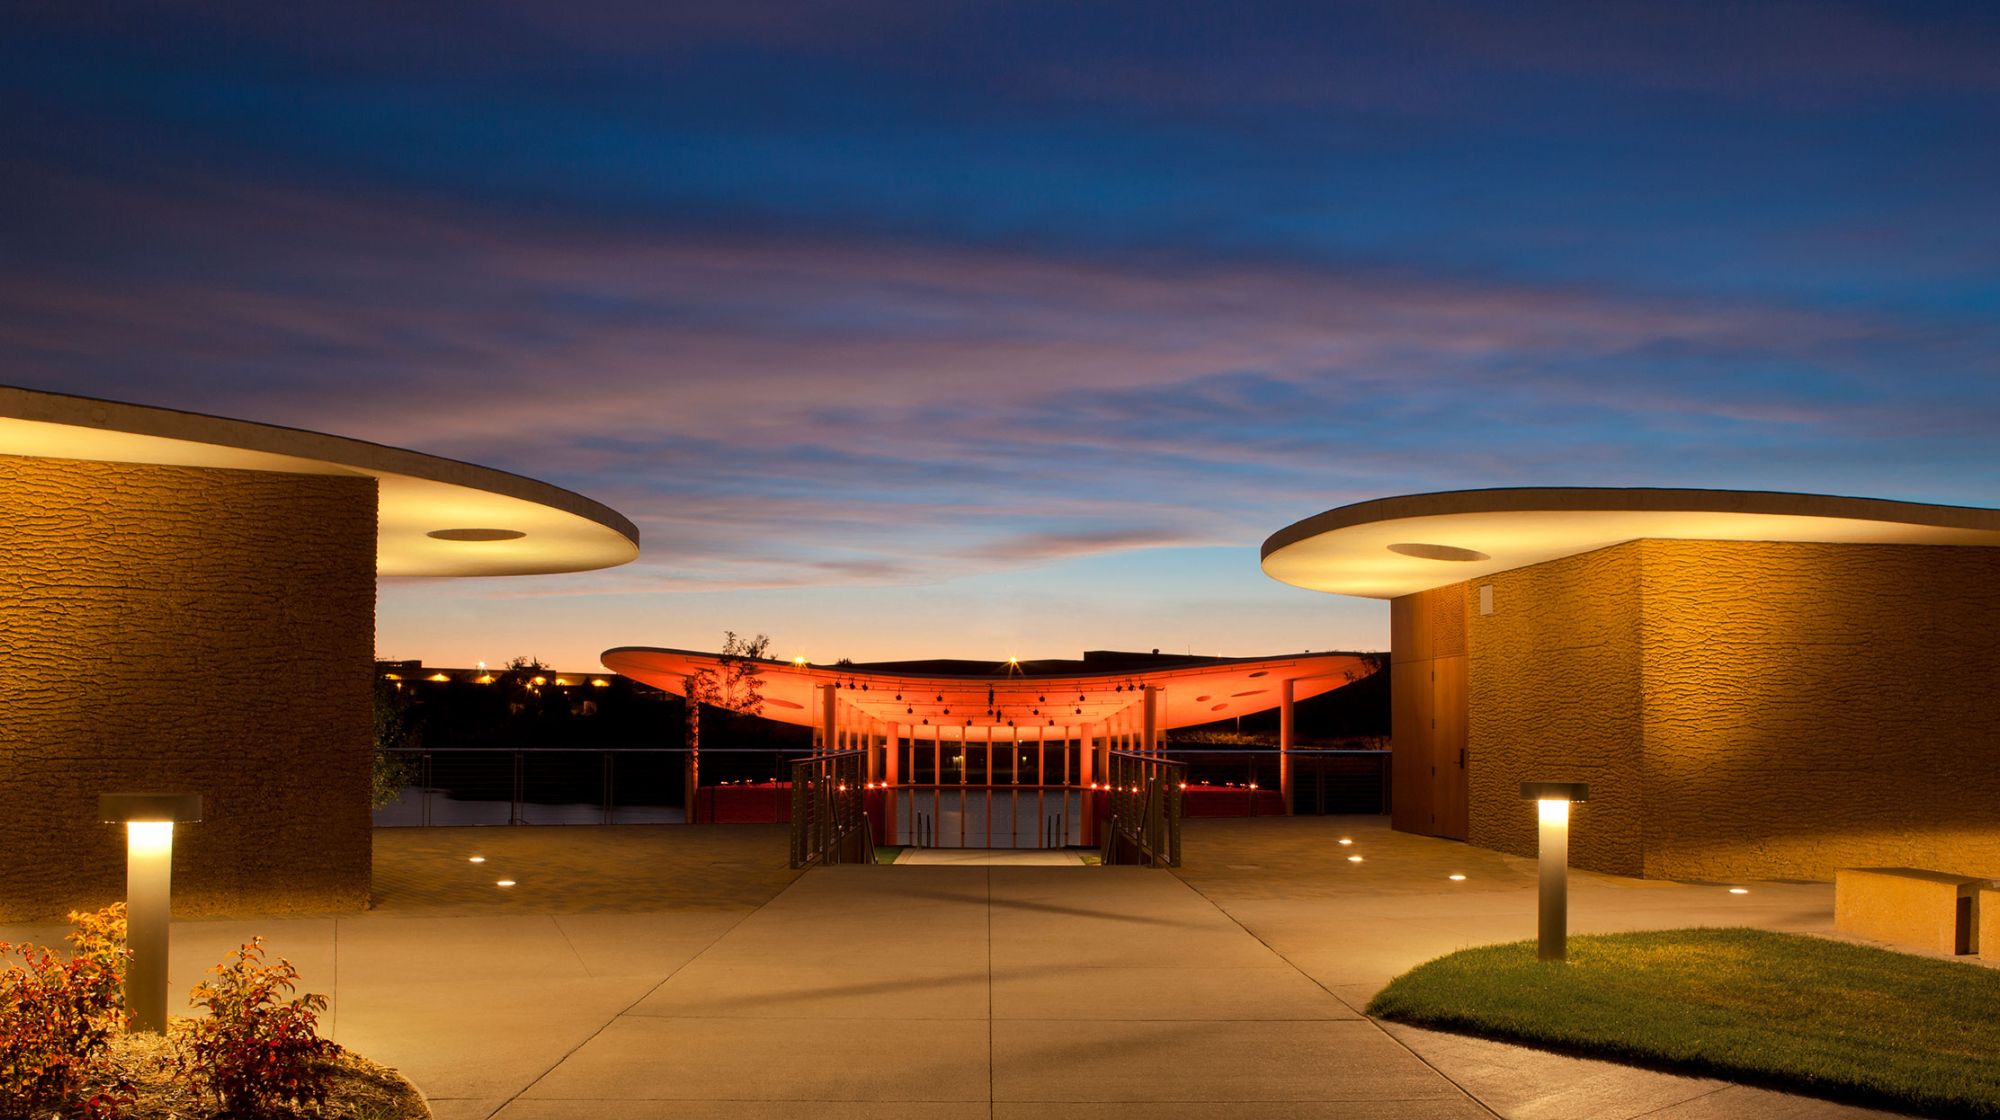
483;871;810;1120
1174;871;1504;1120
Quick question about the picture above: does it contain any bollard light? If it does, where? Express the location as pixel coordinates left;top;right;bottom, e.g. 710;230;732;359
1519;782;1588;962
99;793;202;1033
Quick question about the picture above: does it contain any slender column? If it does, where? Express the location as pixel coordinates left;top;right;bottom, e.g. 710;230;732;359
818;685;836;753
1079;725;1094;788
985;725;995;785
886;723;901;785
1279;677;1296;815
1143;686;1161;754
1011;725;1021;785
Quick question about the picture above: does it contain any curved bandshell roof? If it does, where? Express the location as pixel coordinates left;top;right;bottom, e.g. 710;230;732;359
1;386;638;576
601;646;1377;740
1263;487;2000;599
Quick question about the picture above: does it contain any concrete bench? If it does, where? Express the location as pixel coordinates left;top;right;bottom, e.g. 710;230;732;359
1984;888;2000;963
1834;868;1990;956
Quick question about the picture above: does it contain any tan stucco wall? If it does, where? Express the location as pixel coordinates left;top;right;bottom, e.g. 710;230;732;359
1465;539;2000;880
1465;543;1646;875
1;455;376;920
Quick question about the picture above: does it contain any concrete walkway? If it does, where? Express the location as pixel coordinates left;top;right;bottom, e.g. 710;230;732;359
0;821;1916;1119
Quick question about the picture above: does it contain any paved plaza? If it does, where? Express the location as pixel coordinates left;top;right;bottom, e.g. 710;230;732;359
2;818;1916;1119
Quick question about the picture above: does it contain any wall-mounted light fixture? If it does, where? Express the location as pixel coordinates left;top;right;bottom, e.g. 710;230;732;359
99;792;203;1033
1519;781;1589;962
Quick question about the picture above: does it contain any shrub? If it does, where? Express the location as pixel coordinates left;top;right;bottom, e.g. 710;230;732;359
65;903;129;981
0;927;133;1119
180;938;338;1116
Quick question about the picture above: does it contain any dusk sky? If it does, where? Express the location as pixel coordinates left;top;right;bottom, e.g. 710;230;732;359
8;2;1998;670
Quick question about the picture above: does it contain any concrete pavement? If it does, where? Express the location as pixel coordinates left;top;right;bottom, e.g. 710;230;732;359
0;819;1919;1119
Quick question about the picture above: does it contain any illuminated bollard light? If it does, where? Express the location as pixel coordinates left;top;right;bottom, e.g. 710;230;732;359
1518;782;1589;962
98;793;203;1033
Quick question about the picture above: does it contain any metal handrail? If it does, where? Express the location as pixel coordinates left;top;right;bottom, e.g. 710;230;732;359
789;750;873;869
1101;750;1185;868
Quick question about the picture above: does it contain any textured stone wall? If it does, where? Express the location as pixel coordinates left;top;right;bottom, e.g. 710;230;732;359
1464;539;2000;880
1634;539;2000;880
1465;543;1647;875
0;455;376;920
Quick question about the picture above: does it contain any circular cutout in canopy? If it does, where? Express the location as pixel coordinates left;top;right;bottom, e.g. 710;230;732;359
428;528;528;542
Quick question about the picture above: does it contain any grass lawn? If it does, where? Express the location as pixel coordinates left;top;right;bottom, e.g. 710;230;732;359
1368;928;2000;1117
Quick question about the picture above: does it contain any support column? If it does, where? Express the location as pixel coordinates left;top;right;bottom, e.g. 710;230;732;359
1079;725;1095;788
1143;686;1162;754
1279;677;1296;815
886;723;901;786
818;684;836;753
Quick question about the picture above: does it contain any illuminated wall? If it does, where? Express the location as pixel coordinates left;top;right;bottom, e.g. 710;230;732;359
1463;539;2000;879
1;455;375;920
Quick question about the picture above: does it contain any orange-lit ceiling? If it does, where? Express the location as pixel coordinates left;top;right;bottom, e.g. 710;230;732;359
602;647;1375;738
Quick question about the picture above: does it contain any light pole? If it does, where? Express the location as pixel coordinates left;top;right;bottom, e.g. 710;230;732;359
1519;782;1589;962
98;793;202;1033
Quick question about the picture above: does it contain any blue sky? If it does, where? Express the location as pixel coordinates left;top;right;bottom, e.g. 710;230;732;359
6;1;1997;668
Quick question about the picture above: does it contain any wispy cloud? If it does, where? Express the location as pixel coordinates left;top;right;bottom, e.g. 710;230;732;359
6;2;1998;667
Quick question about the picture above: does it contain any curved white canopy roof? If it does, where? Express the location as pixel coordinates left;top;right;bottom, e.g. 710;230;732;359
1263;487;2000;599
0;386;638;576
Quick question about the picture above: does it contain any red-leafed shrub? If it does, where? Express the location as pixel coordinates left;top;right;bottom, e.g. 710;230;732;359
0;913;134;1119
65;903;129;980
180;938;338;1116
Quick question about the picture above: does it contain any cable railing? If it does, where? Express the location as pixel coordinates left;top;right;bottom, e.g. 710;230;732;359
374;747;805;827
372;746;1392;832
789;750;874;869
892;785;1084;849
1101;750;1185;868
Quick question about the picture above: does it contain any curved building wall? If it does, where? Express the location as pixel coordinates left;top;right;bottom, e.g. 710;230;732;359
1;455;376;920
1461;539;2000;880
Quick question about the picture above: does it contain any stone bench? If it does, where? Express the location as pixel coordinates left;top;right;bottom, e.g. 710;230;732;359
1984;888;2000;963
1834;868;1990;956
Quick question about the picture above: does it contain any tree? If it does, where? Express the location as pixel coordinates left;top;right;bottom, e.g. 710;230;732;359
682;632;770;819
371;679;421;810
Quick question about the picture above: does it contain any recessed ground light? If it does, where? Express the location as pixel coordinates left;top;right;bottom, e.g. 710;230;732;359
1449;873;1466;881
1347;855;1364;863
1387;542;1491;562
427;528;527;541
468;856;485;863
495;879;516;888
1338;838;1353;845
1728;887;1749;895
